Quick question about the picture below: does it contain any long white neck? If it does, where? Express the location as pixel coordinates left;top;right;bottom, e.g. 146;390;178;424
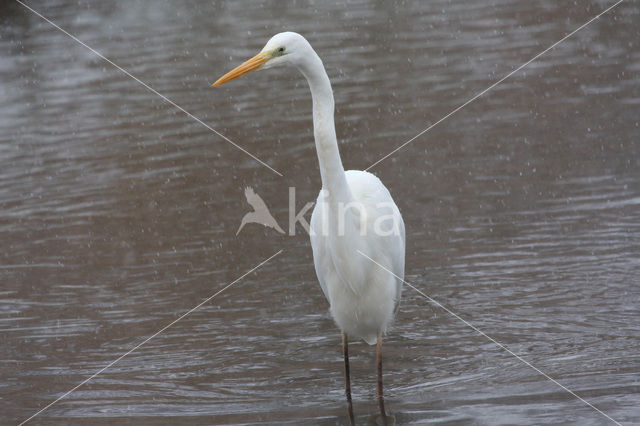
298;52;351;203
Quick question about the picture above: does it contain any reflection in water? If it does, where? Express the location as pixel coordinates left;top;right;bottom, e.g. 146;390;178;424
1;0;639;424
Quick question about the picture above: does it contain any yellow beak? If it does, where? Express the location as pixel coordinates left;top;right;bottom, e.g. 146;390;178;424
212;52;270;87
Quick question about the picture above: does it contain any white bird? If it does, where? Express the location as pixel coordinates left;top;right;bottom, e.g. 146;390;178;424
214;32;405;423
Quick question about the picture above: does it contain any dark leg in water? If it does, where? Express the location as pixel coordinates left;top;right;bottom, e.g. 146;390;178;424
342;331;354;425
377;332;388;426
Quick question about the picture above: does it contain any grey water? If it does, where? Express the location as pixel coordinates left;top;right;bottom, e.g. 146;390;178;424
1;0;639;424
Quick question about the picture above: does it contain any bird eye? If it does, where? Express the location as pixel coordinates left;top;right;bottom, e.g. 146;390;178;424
278;47;285;52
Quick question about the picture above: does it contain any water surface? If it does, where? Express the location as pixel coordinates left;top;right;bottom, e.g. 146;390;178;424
1;0;639;424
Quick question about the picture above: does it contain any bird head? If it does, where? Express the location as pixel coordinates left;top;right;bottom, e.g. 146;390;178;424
212;32;311;86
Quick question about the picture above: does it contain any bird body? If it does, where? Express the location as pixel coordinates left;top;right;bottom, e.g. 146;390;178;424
214;31;405;422
252;32;405;345
310;169;404;345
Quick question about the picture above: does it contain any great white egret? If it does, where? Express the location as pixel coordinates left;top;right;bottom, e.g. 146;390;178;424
214;32;405;423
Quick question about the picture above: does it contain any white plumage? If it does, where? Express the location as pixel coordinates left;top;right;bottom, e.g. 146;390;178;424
310;170;405;345
214;31;405;422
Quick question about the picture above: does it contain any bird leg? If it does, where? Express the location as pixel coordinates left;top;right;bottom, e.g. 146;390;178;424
342;331;354;424
377;332;388;425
